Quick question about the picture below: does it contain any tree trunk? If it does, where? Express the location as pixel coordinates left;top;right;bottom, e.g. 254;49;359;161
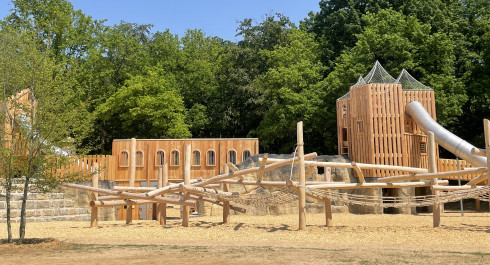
5;178;12;243
18;176;30;243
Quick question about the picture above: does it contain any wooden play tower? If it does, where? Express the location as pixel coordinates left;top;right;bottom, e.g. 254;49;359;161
336;61;438;178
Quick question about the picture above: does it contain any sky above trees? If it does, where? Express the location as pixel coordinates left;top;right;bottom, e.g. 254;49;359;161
0;0;320;41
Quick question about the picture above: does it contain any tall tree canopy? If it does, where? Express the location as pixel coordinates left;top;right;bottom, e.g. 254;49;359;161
1;0;489;155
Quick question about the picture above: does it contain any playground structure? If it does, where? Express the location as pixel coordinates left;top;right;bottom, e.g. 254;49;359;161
7;62;488;229
62;112;490;228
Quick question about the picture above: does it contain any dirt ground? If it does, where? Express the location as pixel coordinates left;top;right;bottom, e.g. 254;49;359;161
1;209;489;264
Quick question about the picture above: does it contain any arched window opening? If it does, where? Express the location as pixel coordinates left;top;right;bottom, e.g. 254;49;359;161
228;150;237;164
136;150;144;167
207;150;215;166
193;150;201;166
171;150;179;166
120;150;129;167
155;150;165;166
243;150;251;161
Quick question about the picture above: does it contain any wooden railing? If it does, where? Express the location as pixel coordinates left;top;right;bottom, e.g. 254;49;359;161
438;158;481;182
58;155;115;181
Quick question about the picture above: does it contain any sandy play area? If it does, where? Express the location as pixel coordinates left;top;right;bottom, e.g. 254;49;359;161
1;208;489;264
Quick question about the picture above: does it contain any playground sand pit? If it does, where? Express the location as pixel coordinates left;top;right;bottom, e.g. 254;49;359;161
1;210;489;264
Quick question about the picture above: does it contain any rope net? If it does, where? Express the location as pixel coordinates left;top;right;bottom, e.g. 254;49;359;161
198;185;490;209
395;69;431;90
363;61;395;84
339;61;433;100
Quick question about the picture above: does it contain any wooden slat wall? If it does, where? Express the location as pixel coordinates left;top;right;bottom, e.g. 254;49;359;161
401;90;438;172
367;84;405;177
112;139;259;182
336;97;351;157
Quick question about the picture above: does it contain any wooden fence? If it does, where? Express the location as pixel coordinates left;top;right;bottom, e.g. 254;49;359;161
58;155;115;181
438;158;486;183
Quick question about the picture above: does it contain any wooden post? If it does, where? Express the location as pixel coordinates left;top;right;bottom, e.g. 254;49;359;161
160;164;168;225
484;119;490;211
156;165;162;221
324;198;332;227
126;137;136;224
90;162;99;228
182;144;191;227
297;121;306;231
428;131;440;227
324;166;332;227
222;164;230;223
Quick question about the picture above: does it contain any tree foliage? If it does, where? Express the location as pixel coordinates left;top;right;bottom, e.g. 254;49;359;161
1;0;489;156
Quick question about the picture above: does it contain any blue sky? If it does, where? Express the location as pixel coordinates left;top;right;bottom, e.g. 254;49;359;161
0;0;320;41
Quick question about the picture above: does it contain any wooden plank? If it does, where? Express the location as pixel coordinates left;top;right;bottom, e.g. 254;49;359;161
297;121;306;231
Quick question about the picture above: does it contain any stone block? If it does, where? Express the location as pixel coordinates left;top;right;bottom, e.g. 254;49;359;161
59;208;70;215
50;200;64;208
43;209;54;216
64;200;74;207
25;209;36;217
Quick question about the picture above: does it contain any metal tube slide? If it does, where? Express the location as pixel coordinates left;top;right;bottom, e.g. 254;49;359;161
405;101;486;167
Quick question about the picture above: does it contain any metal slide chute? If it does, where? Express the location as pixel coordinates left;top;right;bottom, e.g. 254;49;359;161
405;101;486;167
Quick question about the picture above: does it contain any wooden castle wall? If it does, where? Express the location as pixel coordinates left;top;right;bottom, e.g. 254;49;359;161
111;138;258;183
337;84;439;178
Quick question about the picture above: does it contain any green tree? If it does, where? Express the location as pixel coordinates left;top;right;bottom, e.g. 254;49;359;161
96;67;191;139
0;27;88;243
254;29;327;153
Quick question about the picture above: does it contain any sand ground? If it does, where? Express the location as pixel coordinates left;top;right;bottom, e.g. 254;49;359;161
1;209;489;264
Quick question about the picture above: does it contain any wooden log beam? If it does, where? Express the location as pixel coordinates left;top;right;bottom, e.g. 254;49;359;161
222;164;230;224
220;179;289;187
377;167;488;183
114;186;156;192
471;147;486;157
297;121;307;231
156;165;163;222
202;183;221;188
305;164;316;179
188;194;246;214
287;180;324;201
127;137;136;224
431;185;475;191
90;163;98;228
261;159;429;174
226;162;239;172
428;131;440;228
160;164;168;226
61;183;196;206
307;180;449;190
181;185;239;197
90;199;155;207
351;162;365;184
324;198;332;227
195;152;318;187
466;173;488;186
219;179;343;187
97;195;125;201
145;179;200;198
182;144;191;227
258;153;268;181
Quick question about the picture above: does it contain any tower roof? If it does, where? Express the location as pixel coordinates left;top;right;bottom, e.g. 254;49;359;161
338;61;432;100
